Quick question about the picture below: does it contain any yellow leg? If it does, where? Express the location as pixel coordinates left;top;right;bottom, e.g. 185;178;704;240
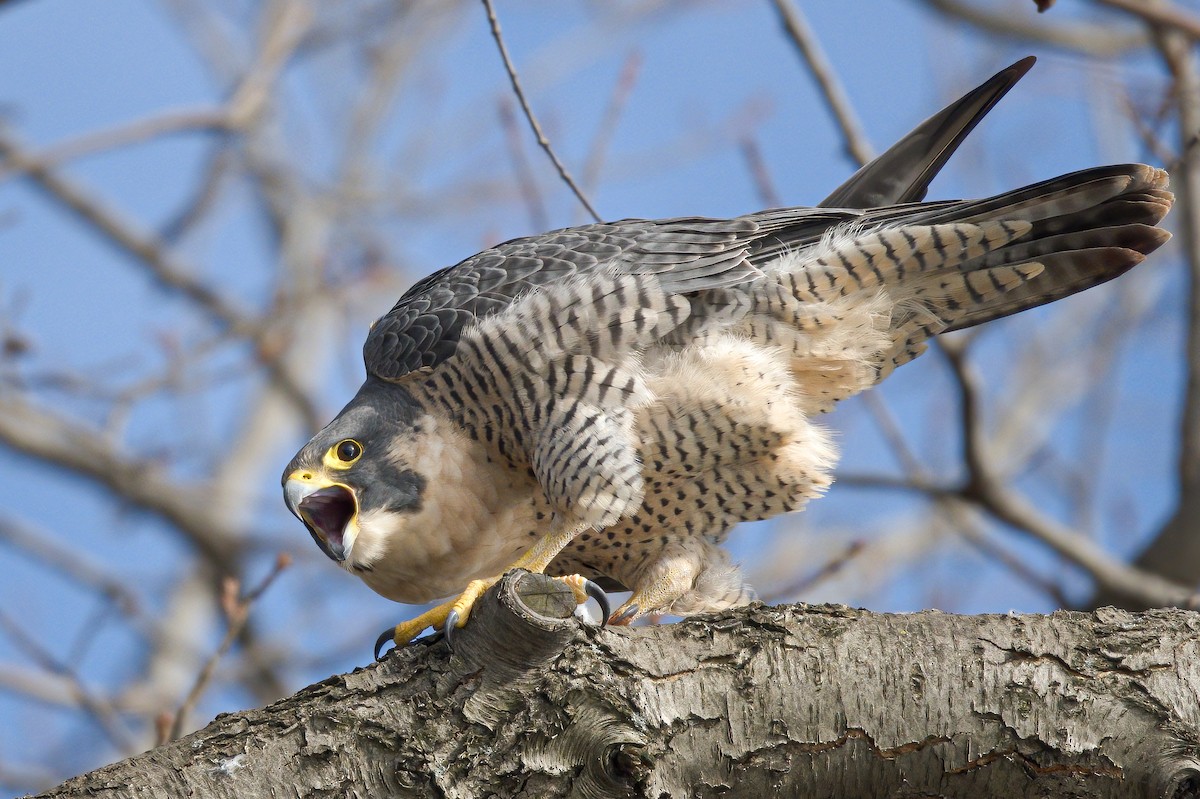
387;577;498;646
375;524;595;659
507;524;581;573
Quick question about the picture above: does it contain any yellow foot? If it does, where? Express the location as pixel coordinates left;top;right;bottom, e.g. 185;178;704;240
373;578;496;660
558;574;611;623
374;573;610;660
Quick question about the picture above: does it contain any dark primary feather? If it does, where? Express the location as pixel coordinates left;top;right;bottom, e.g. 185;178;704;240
819;56;1035;208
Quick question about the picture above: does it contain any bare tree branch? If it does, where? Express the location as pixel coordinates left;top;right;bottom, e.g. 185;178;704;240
580;50;642;197
1157;28;1200;501
739;136;782;208
0;109;230;182
1084;21;1200;609
498;97;549;232
1095;0;1200;42
943;338;1197;609
0;518;143;619
0;393;241;566
0;129;251;333
760;540;865;602
914;0;1148;56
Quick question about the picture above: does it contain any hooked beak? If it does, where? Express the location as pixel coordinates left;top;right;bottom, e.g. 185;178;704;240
284;476;358;562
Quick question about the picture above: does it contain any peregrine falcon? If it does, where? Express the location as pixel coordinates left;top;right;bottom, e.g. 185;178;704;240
282;57;1173;654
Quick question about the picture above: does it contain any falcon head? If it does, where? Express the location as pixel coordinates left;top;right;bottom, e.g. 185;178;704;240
282;380;425;569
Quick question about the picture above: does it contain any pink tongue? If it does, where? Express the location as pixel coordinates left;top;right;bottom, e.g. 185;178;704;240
300;487;354;546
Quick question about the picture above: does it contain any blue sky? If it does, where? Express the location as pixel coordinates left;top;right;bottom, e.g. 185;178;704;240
0;0;1182;789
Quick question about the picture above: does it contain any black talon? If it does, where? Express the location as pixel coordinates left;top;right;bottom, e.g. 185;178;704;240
374;628;397;662
443;609;460;652
611;603;639;625
583;579;610;627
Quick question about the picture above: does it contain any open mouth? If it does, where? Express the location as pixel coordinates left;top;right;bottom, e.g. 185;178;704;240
297;485;356;562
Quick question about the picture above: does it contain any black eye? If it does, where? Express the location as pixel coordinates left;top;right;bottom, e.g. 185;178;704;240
335;439;361;462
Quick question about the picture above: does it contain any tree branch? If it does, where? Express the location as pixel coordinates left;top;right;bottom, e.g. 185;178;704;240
0;393;241;566
0;109;230;182
0;129;251;334
914;0;1148;56
1085;22;1200;609
1094;0;1200;42
32;572;1200;798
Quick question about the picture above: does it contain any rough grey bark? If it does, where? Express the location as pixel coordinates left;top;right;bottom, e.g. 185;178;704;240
32;572;1200;798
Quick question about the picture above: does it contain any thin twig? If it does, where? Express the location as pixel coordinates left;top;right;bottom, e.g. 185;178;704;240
480;0;602;223
160;146;236;243
0;755;57;794
937;338;989;486
581;50;643;195
938;341;1198;609
0;128;250;334
0;393;241;567
1079;22;1200;610
1125;90;1178;169
224;0;314;128
0;127;322;433
1158;30;1200;496
770;0;873;167
860;391;927;479
838;469;1197;609
739;137;782;208
0;108;230;183
0;609;136;752
954;513;1074;608
761;540;866;601
499;97;549;232
164;554;291;742
0;517;142;618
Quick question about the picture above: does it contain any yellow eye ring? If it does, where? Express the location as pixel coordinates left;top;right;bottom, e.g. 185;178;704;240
332;439;362;464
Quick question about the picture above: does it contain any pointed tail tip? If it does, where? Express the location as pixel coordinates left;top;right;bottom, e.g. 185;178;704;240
1011;55;1037;74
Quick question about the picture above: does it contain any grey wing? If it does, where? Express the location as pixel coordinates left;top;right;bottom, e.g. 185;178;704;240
362;217;790;380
